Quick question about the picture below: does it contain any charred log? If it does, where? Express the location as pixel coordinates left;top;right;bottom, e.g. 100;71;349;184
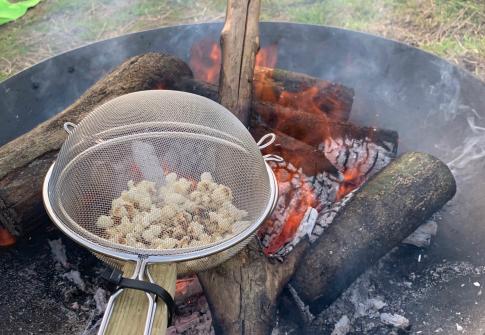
290;152;457;312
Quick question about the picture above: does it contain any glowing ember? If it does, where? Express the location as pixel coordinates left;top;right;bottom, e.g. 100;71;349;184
336;167;366;201
258;165;318;256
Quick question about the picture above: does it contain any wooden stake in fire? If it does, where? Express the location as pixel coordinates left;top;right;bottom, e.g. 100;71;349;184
218;0;261;124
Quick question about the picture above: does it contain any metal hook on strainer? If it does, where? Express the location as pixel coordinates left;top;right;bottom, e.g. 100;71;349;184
43;90;279;335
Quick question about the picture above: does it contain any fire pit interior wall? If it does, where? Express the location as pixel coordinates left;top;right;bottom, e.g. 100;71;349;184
1;22;485;333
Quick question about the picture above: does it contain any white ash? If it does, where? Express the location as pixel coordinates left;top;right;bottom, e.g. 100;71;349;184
48;238;69;268
322;136;395;178
331;315;351;335
260;161;342;254
379;313;410;329
273;191;355;257
93;288;107;314
402;219;438;247
62;270;86;291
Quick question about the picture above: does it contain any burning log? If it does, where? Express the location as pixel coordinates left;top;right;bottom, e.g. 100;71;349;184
253;67;354;121
290;151;457;312
171;69;354;122
253;101;398;153
0;53;192;235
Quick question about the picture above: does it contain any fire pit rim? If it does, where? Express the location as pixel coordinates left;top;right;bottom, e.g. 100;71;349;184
2;21;483;86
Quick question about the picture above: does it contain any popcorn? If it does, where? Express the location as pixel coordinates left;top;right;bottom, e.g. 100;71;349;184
96;215;113;228
97;173;248;250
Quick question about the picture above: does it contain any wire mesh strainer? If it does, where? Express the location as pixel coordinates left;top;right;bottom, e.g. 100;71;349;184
42;90;280;335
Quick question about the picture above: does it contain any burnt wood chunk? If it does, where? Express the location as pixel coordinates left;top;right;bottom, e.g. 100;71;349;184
218;0;261;124
0;53;192;235
290;152;457;312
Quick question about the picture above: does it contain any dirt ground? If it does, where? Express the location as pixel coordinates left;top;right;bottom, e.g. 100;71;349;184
0;0;483;82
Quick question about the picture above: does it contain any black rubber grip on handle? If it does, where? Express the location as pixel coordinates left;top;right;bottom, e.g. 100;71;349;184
101;267;176;326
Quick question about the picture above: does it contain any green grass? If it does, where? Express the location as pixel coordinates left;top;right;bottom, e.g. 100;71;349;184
276;0;393;31
0;0;483;82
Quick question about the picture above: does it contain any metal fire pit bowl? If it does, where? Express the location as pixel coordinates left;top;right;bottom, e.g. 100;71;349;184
1;22;485;334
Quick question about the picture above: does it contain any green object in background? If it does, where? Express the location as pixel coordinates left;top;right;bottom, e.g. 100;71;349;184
0;0;42;25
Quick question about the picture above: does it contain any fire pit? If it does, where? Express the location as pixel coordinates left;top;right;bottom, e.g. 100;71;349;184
1;22;484;334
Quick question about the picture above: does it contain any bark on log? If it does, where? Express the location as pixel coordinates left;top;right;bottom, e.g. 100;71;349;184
290;151;457;312
0;53;192;235
218;0;261;124
250;125;339;177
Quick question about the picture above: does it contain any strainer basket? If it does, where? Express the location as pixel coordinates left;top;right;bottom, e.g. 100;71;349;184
42;90;279;335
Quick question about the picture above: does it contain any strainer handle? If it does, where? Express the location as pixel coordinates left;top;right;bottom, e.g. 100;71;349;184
257;133;284;163
97;260;177;335
264;154;284;163
256;132;276;149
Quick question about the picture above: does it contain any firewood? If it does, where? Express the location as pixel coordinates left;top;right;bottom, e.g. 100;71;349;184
290;152;456;312
0;53;192;235
250;125;339;176
218;0;261;124
253;67;353;121
253;101;398;153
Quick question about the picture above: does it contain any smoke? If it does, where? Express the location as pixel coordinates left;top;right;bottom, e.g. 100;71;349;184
448;114;485;180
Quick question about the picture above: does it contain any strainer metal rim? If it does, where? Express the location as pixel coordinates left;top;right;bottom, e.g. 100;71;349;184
43;160;278;263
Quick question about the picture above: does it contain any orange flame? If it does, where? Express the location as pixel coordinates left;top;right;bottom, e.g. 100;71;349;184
336;167;366;201
255;44;278;68
188;37;370;255
189;39;278;84
189;38;221;84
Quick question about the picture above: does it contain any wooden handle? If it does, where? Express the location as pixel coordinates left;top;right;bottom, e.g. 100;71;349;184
104;262;177;335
